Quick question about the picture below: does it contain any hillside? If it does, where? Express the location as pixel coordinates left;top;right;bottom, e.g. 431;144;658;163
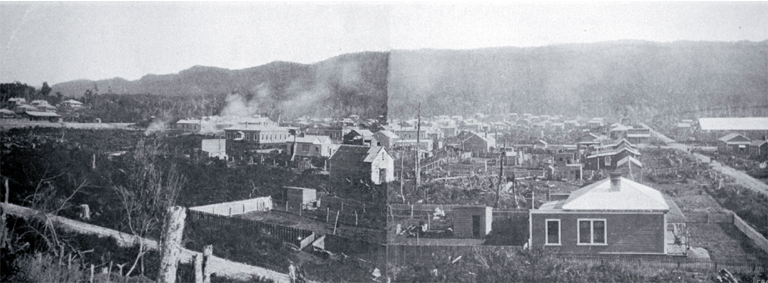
52;52;389;120
388;41;768;124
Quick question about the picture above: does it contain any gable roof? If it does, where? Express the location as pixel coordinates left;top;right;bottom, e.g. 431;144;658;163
700;118;768;131
610;124;630;132
330;145;386;163
586;146;640;159
62;99;83;105
375;130;399;139
560;177;669;211
751;140;768;147
718;133;751;143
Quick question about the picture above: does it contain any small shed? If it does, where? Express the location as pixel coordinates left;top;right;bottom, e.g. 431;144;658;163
449;206;492;238
284;186;317;210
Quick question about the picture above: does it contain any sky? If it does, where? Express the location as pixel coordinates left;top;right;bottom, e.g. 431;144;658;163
1;2;767;85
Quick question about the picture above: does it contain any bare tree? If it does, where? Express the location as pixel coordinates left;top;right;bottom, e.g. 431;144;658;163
112;138;185;277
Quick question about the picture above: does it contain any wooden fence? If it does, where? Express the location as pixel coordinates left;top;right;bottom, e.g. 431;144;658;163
733;212;768;255
685;213;734;224
274;196;386;230
189;196;273;216
188;210;315;250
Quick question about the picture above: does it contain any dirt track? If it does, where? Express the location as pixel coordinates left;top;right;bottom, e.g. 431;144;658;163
1;202;290;283
641;123;768;196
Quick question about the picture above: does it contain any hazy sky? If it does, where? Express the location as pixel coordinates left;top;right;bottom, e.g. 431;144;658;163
1;2;767;85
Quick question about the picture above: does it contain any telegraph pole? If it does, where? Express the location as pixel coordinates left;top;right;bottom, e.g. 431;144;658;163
416;103;421;186
495;143;504;208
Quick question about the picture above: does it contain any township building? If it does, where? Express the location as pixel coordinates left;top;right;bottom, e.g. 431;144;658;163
372;130;399;149
201;139;227;160
174;119;202;133
328;145;394;186
583;142;642;171
699;117;768;141
717;133;752;154
530;172;686;255
286;135;337;158
224;125;296;147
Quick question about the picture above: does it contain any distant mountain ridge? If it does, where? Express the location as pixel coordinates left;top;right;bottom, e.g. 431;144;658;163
52;52;389;119
52;41;768;124
387;40;768;123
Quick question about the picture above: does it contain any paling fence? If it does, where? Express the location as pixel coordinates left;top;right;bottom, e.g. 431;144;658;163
686;212;768;255
188;196;272;216
187;209;315;250
733;212;768;254
275;196;386;230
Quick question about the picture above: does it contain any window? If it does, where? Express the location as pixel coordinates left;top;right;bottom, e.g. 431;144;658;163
302;144;310;152
578;219;607;245
604;156;611;166
546;219;560;245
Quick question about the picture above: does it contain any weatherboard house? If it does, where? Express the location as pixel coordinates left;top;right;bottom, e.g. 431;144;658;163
530;172;686;255
328;145;394;186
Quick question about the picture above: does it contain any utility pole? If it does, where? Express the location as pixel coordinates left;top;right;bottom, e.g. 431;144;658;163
495;147;504;208
400;156;405;203
416;103;421;186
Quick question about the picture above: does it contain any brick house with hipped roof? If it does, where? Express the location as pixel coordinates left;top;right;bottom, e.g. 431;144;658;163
530;172;686;255
329;145;394;186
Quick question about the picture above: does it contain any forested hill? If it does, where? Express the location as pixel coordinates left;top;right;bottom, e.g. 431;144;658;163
51;52;389;119
388;40;768;123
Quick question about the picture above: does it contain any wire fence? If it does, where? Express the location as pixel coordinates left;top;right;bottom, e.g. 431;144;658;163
273;196;386;230
187;210;315;249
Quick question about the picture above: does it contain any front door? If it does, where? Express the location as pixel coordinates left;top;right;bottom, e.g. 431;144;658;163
379;168;387;184
472;215;481;237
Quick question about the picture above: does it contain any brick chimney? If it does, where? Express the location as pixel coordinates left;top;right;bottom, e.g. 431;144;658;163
609;171;622;192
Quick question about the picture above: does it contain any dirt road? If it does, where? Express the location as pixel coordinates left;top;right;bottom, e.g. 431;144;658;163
1;202;290;283
640;123;768;196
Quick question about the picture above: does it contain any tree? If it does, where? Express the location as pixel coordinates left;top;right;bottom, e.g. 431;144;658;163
111;138;185;277
40;82;52;97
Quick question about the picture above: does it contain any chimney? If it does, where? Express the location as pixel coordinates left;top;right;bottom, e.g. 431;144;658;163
609;171;622;191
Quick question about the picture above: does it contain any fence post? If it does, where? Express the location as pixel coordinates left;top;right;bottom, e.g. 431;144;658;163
333;211;340;235
158;206;186;283
341;201;344;211
194;253;203;283
355;211;358;226
203;245;213;283
411;205;414;218
363;203;366;213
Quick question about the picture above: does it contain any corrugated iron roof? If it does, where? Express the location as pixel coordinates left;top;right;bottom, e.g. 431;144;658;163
718;133;750;143
560;177;669;211
25;111;60;117
330;145;385;163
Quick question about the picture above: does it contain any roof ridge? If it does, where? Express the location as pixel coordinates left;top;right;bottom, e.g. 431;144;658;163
619;177;669;208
